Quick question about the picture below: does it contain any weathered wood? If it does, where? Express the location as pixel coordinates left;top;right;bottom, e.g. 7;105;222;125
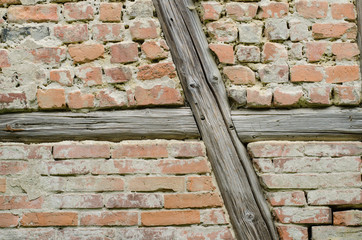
153;1;278;239
0;108;199;142
357;0;362;71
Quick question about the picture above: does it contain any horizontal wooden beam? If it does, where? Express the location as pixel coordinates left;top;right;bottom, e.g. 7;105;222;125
0;107;361;143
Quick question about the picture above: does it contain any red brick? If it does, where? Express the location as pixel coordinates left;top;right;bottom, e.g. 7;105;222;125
80;211;138;226
53;143;110;159
307;86;331;105
325;66;359;83
267;191;306;206
0;92;26;106
49;70;73;86
296;0;328;19
8;4;59;23
104;67;131;83
68;44;104;63
274;207;331;224
312;23;357;39
30;47;66;64
0;178;5;193
130;19;158;40
0;196;43;209
37;89;66;109
247;88;272;108
259;64;289;83
43;160;91;176
236;45;260;62
290;65;324;82
248;142;304;158
262;42;288;62
91;159;150;175
201;2;223;21
99;3;122;22
67;91;94;109
187;176;215;192
76;66;103;86
209;44;234;64
277;225;308;240
259;2;289;18
96;89;127;108
334;85;360;106
54;24;88;43
331;3;356;20
92;23;123;42
64;2;94;21
112;141;168;159
226;3;258;21
156;159;210;174
141;41;168;60
141;210;200;226
128;176;185;192
306;42;328;62
332;43;359;60
273;87;303;107
105;193;163;209
207;20;238;42
128;85;183;106
201;209;228;225
48;194;103;209
168;141;204;158
0;213;18;227
165;193;222;209
308;189;362;205
137;62;176;80
21;212;77;227
334;210;362;226
0;161;28;175
0;50;10;68
223;66;255;85
110;42;138;63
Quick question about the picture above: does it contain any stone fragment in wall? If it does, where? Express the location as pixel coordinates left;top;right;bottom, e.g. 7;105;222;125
247;88;272;108
262;42;288;63
226;2;258;21
333;85;361;106
305;86;332;105
273;86;303;107
76;66;103;86
258;64;289;83
207;20;238;43
289;43;303;60
228;86;247;106
1;25;50;43
289;20;310;42
96;89;128;108
127;0;154;19
130;19;159;40
265;19;289;41
50;70;73;87
236;45;260;63
238;22;262;43
92;23;123;42
259;2;289;19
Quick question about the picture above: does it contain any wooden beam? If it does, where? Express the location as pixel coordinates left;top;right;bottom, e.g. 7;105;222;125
152;1;278;239
357;0;362;71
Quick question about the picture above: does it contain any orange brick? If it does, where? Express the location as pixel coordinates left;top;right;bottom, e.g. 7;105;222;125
68;44;104;63
334;85;360;106
296;0;328;19
54;24;88;43
325;66;359;83
30;47;66;64
277;225;308;240
110;42;139;63
112;142;168;159
247;88;272;108
8;4;59;23
130;19;158;40
209;44;234;64
262;42;288;62
290;65;324;82
187;176;216;192
273;87;303;107
128;85;183;106
226;3;258;21
164;193;222;209
0;178;5;193
137;63;176;80
99;3;122;22
141;210;200;226
92;23;123;42
64;2;94;21
21;212;78;227
306;42;328;62
80;211;138;226
307;86;331;105
50;70;73;86
76;66;103;86
331;3;356;20
274;207;331;224
0;50;10;68
156;159;210;174
0;213;19;227
224;66;256;85
96;89;127;108
201;2;223;21
128;176;185;192
259;2;289;18
37;89;66;109
0;196;43;209
141;41;168;60
54;144;110;159
312;23;356;39
332;43;359;60
104;67;131;83
333;210;362;226
67;91;94;109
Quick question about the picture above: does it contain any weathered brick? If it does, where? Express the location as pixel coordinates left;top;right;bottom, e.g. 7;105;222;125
312;226;362;240
228;86;247;106
58;229;115;240
277;225;308;240
296;0;328;19
127;0;154;19
187;176;215;192
226;3;257;21
47;194;103;209
105;193;163;209
0;229;55;240
273;86;303;107
168;141;204;158
267;191;306;206
331;3;356;20
325;66;360;83
112;141;168;159
67;91;95;109
308;189;362;205
0;50;10;68
37;89;66;109
207;20;238;42
128;176;185;192
265;19;289;40
80;211;138;226
201;2;223;21
177;227;233;239
236;45;260;62
0;92;26;108
164;193;222;209
44;177;124;192
92;23;123;42
0;213;18;227
224;66;256;85
259;2;289;18
8;4;59;23
141;41;168;60
30;47;66;64
42;160;91;176
303;142;362;157
90;159;150;175
130;19;158;40
209;44;234;64
306;41;328;62
141;210;200;226
248;141;304;158
238;22;263;43
253;158;274;172
1;25;49;42
99;3;123;22
54;143;110;159
201;209;228;225
96;89;127;108
64;2;94;22
0;161;28;175
262;42;288;63
334;85;361;106
21;212;78;227
332;42;359;60
289;20;310;41
290;43;303;60
312;23;357;39
0;178;5;193
54;24;88;43
68;44;104;63
156;159;210;174
259;64;289;83
247;88;272;108
0;195;42;210
290;65;324;82
274;207;331;224
137;62;176;80
334;210;362;227
128;85;183;106
49;70;73;86
76;66;103;86
104;67;132;83
110;42;139;63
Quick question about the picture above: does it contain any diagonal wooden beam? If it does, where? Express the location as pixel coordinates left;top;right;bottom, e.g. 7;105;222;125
152;0;278;239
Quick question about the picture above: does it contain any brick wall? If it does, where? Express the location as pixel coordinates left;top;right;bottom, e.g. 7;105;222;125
0;140;235;239
248;141;362;240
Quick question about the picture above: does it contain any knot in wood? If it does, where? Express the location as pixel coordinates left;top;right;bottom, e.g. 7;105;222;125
244;211;255;222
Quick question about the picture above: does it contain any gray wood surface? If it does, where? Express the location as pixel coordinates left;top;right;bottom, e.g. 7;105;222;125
152;1;278;239
357;0;362;71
